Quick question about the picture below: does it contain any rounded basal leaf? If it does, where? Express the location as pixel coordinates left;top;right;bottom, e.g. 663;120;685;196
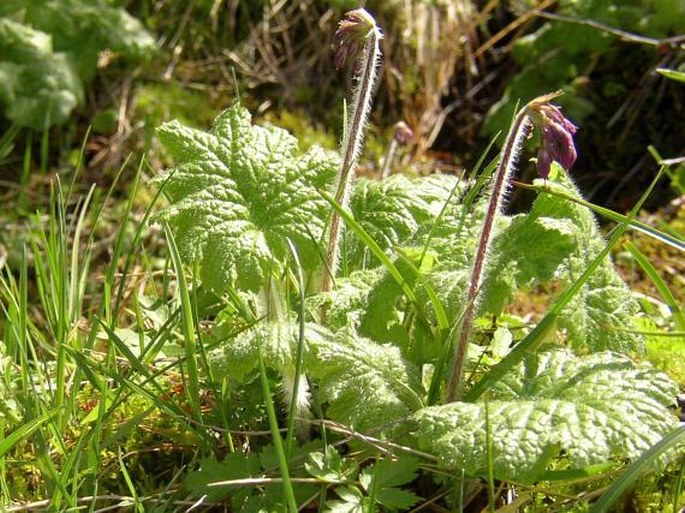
410;350;678;483
156;103;338;292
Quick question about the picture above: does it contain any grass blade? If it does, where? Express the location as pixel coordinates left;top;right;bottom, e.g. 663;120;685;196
164;225;203;429
0;408;61;459
624;240;685;333
258;352;298;513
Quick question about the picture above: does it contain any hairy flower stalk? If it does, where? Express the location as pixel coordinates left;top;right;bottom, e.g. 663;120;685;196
446;92;577;402
322;9;383;293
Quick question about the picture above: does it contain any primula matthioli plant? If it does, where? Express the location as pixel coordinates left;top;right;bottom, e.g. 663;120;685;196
155;7;680;508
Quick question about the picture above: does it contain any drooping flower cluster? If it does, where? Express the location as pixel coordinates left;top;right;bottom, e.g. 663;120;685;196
529;102;578;179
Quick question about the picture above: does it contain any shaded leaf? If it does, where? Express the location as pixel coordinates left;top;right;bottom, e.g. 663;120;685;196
305;448;358;483
360;457;420;510
185;453;261;503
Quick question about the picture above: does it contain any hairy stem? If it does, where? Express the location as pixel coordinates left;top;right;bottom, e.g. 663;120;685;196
322;13;382;293
446;104;533;402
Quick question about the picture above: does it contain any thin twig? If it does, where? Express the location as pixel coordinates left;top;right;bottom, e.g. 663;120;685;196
531;9;685;48
4;495;197;513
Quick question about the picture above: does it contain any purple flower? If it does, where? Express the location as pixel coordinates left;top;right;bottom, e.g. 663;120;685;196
333;9;380;70
529;102;578;179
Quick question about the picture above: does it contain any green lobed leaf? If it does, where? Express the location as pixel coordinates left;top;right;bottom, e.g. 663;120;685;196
327;487;365;513
409;176;487;323
156;103;338;292
411;349;678;483
305;328;424;432
347;175;435;266
335;174;482;338
305;448;358;484
361;456;419;489
477;167;644;352
359;456;420;510
305;269;381;331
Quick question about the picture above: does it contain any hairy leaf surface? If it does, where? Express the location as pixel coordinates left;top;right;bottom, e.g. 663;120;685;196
477;169;642;352
156;104;338;292
210;321;332;382
482;212;576;314
347;175;435;265
411;349;677;482
306;269;381;331
532;171;642;352
306;328;424;432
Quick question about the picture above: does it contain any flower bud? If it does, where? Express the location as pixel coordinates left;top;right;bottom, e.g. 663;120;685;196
392;121;414;146
528;102;578;179
332;8;381;70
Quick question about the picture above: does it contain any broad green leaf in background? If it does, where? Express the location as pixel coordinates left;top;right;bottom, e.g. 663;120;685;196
411;349;678;483
156;103;338;292
484;0;685;138
0;0;155;129
347;175;435;266
0;19;82;129
8;0;155;78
